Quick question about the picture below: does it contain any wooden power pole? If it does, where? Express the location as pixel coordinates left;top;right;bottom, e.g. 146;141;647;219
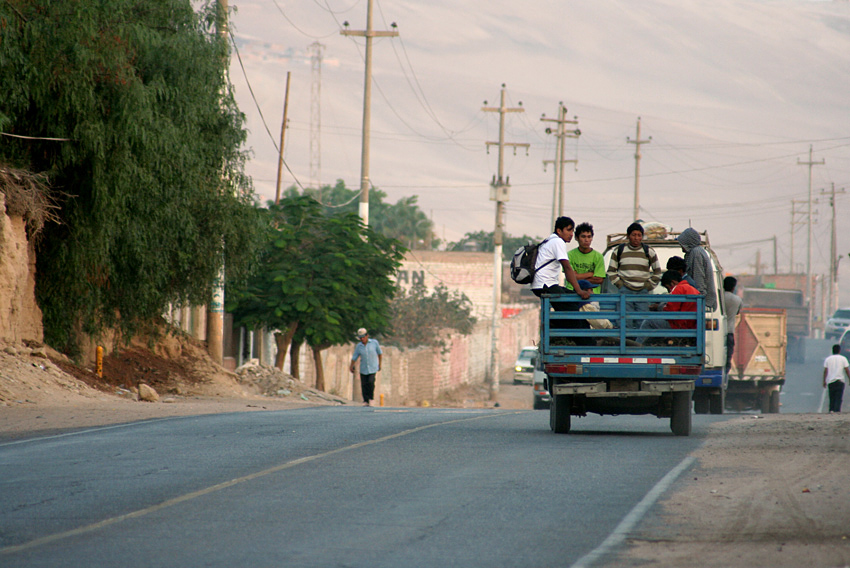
482;85;528;400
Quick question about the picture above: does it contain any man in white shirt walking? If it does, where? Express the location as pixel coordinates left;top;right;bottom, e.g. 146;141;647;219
823;344;850;413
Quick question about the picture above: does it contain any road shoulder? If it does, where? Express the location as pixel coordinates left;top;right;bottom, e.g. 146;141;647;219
606;413;850;567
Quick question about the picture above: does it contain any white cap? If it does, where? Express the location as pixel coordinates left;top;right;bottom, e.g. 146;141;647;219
357;328;368;337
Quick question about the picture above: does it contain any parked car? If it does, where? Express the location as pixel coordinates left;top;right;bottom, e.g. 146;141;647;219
825;308;850;339
839;328;850;354
513;346;537;384
532;368;551;409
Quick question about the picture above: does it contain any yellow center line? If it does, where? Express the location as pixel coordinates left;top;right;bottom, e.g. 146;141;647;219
1;411;522;555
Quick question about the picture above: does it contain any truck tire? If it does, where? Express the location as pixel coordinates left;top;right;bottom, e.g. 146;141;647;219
768;390;780;414
758;391;770;414
551;394;572;434
709;390;725;415
693;393;709;415
670;391;692;436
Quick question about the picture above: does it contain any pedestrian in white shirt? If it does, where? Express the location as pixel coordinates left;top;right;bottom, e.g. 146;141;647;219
823;344;850;413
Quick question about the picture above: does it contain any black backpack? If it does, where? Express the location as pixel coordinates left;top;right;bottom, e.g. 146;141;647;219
510;238;554;285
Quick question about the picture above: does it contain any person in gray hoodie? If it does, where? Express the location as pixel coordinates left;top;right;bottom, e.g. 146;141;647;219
676;228;717;311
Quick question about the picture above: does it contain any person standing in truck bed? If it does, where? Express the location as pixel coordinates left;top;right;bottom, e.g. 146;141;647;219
676;227;717;311
606;222;662;328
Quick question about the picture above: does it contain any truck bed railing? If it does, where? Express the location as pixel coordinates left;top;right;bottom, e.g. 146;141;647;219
539;293;706;358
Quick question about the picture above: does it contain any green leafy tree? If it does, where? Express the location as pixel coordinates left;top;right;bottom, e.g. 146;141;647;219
285;180;437;249
383;282;476;350
447;231;543;259
0;0;260;354
227;195;405;390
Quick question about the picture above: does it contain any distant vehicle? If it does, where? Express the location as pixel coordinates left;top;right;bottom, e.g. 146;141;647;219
825;307;850;340
514;346;537;384
727;308;786;413
839;328;850;354
531;368;550;409
741;288;809;363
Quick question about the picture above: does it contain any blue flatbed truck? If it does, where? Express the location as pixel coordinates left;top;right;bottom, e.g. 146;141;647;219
539;292;705;436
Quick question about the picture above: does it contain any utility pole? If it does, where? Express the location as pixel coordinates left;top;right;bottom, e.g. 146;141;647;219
798;145;824;336
627;117;651;221
790;199;810;273
821;183;845;315
541;103;580;228
274;71;291;205
791;199;807;273
309;42;324;194
207;0;229;365
482;85;528;401
341;1;398;226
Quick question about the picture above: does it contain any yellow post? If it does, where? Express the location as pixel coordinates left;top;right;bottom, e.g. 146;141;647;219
379;393;384;407
96;346;103;378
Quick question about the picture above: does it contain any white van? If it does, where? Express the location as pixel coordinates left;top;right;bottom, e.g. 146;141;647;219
599;227;727;414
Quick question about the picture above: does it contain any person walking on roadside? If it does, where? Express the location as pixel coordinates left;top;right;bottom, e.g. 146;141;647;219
350;328;382;407
823;344;850;413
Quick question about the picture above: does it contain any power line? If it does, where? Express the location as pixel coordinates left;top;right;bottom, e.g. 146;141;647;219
229;29;306;191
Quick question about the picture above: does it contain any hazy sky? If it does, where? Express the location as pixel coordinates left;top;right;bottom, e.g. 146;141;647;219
227;0;850;291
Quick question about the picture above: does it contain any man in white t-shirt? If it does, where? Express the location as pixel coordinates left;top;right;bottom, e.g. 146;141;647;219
823;344;850;413
531;216;591;310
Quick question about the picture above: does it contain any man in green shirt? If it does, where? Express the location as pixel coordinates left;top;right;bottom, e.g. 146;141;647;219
566;222;606;294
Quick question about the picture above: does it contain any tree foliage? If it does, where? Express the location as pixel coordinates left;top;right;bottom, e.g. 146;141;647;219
447;230;544;259
226;195;405;388
285;180;437;250
0;0;261;354
383;282;476;350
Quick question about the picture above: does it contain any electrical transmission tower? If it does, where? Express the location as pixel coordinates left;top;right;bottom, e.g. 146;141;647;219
309;42;324;193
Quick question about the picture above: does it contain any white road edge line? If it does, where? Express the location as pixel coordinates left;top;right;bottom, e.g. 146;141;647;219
0;417;184;447
569;455;696;568
0;411;519;556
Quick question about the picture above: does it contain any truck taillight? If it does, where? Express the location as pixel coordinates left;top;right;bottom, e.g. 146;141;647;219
663;365;702;375
544;364;583;375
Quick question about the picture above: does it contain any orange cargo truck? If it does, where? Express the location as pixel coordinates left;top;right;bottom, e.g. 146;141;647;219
727;307;787;413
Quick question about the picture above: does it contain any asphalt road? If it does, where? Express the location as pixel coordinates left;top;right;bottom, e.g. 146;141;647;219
2;340;831;568
2;406;732;568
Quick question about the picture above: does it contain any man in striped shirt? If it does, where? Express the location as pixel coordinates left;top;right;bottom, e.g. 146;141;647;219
606;222;662;328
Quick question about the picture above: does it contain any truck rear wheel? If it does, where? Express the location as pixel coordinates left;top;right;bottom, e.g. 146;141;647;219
758;391;770;414
709;390;725;415
768;390;780;413
670;391;692;436
693;393;709;414
551;394;572;434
